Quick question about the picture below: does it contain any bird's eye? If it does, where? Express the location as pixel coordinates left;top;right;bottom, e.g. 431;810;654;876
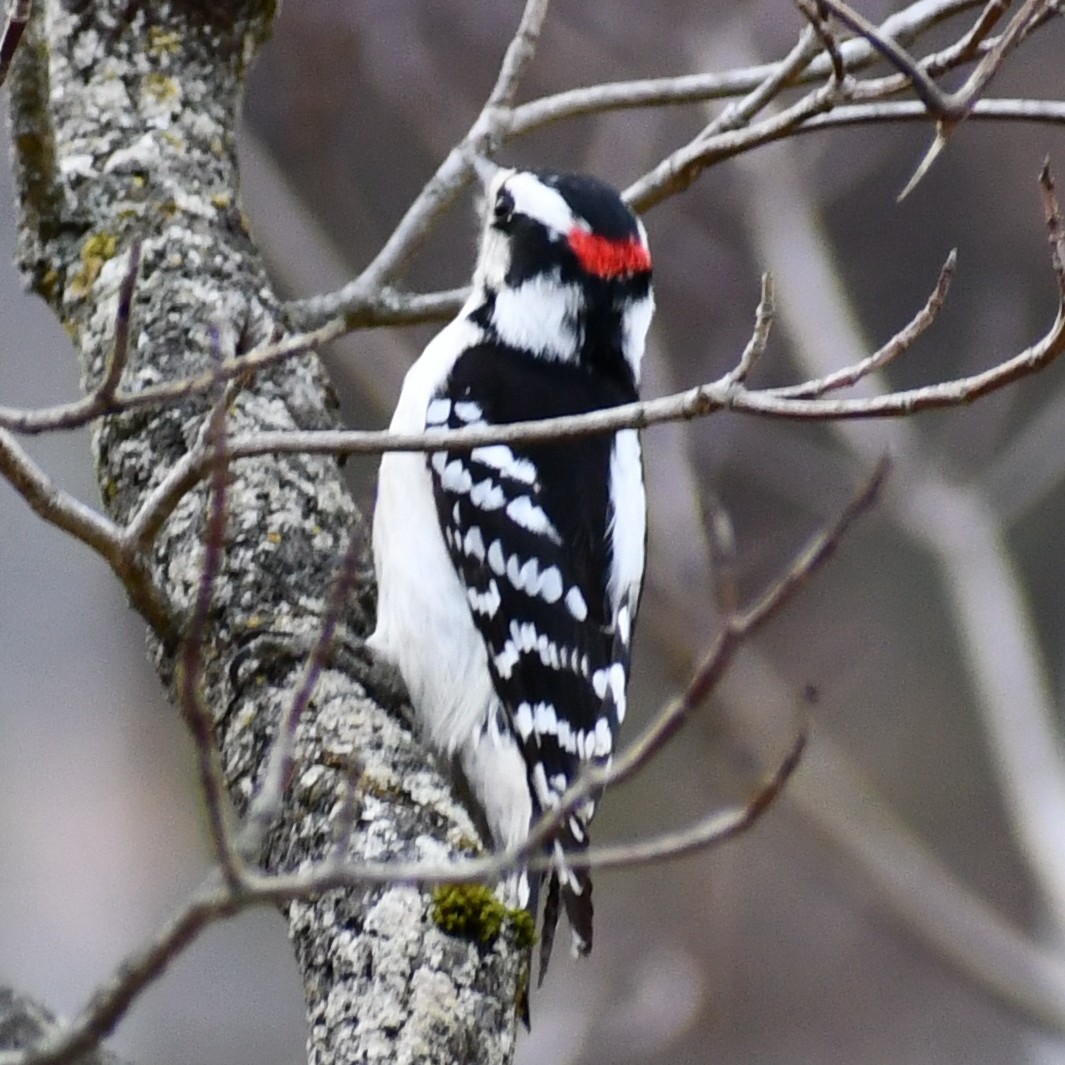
492;188;514;228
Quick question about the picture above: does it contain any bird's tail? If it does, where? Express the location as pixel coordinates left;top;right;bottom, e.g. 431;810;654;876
537;839;593;985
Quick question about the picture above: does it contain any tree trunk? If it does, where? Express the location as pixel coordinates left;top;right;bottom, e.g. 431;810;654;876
7;3;525;1061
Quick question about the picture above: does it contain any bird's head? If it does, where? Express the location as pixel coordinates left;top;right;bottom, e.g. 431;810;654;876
469;163;654;387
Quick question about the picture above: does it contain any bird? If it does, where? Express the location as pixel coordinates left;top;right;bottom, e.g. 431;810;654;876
368;161;653;980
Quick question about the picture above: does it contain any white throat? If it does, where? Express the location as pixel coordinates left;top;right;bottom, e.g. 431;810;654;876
482;274;584;363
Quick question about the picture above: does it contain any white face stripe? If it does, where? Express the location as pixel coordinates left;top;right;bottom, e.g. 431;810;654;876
504;171;578;236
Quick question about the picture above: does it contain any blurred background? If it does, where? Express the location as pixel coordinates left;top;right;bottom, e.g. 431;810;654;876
3;1;1065;1062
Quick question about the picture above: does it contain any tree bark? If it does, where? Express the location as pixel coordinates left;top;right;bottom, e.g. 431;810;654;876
7;3;524;1062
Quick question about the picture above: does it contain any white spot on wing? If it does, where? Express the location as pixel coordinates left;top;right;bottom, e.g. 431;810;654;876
466;580;501;617
519;557;539;593
454;400;483;423
534;702;557;736
426;398;451;425
463;526;485;561
594;717;612;757
487;539;506;575
494;641;520;679
565;586;588;621
514;702;534;740
591;669;608;700
470;478;506;510
506;495;559;540
532;763;553;807
538;566;563;603
557;719;576;753
471;445;537;484
506;552;522;590
442;459;473;494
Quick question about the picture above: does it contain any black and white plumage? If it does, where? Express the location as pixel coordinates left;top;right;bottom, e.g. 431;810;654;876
368;165;653;971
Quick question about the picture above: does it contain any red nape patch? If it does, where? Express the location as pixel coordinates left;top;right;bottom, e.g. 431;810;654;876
567;228;651;279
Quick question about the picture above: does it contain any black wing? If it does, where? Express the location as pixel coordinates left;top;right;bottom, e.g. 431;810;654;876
426;341;642;959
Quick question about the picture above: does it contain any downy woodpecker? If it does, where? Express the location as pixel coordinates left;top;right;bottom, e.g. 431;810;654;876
369;163;652;972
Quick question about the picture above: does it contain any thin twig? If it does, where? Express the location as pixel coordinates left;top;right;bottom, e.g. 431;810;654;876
704;24;820;138
8;877;237;1065
286;0;551;327
817;0;956;116
792;96;1065;132
1040;157;1065;286
0;426;175;638
555;726;808;870
207;298;1065;455
326;754;367;867
240;529;368;857
175;353;244;888
484;0;551;112
96;238;141;405
626;76;848;212
0;0;31;88
770;249;956;399
721;274;775;388
799;0;848;85
816;0;1053;196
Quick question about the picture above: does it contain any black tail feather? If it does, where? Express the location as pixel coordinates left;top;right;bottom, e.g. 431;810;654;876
560;866;593;956
537;871;561;986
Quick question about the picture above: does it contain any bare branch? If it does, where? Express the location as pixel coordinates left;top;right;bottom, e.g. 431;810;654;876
625;76;847;212
816;0;1054;195
0;0;30;88
176;377;244;889
817;0;960;117
0;426;175;638
484;0;551;112
286;0;550;327
798;0;848;85
208;292;1065;457
501;0;985;135
0;428;125;561
234;459;884;894
771;249;956;399
239;527;368;857
556;726;808;871
704;24;820;138
96;238;141;405
5;879;235;1065
720;273;776;388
